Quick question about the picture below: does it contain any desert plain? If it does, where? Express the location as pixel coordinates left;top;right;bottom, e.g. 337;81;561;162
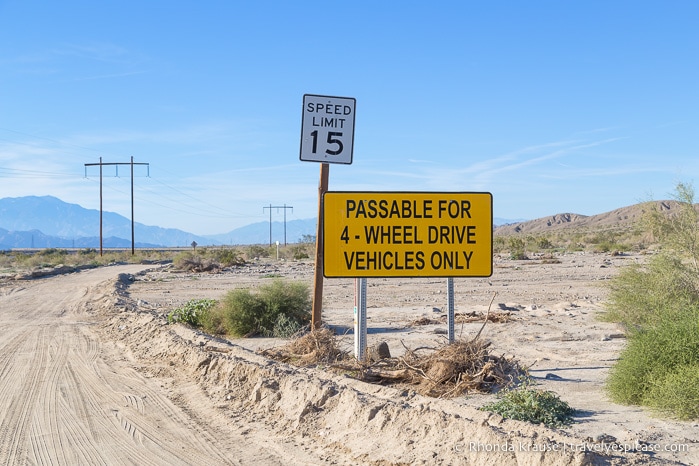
0;249;697;465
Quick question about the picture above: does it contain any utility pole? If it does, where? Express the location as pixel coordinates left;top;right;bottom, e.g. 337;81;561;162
263;204;293;246
84;157;149;255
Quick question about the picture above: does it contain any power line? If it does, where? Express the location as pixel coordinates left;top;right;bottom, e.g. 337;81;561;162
263;204;293;246
0;166;80;178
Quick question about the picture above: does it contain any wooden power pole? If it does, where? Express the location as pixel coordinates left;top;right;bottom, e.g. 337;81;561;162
84;157;149;255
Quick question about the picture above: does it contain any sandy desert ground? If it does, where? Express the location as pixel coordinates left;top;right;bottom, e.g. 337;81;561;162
0;252;697;465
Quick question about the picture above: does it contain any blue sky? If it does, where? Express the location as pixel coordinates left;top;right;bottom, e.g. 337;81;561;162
1;1;697;236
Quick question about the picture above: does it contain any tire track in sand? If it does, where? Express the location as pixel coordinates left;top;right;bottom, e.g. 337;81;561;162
0;266;236;465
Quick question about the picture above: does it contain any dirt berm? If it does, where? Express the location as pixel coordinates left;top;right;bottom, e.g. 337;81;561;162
101;271;668;465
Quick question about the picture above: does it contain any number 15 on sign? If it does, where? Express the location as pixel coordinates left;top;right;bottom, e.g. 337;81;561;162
300;94;356;165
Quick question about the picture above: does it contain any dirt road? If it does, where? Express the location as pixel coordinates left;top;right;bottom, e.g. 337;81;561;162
0;265;337;466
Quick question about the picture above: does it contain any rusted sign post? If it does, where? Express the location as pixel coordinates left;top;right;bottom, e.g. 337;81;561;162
311;163;329;329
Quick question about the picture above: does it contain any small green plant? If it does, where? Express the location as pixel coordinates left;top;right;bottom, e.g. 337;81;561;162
508;237;528;260
481;385;575;428
289;244;311;260
246;244;272;259
537;237;553;250
167;298;217;327
210;248;245;267
271;312;305;338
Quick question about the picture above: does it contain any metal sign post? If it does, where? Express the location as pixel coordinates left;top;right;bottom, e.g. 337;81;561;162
447;278;455;343
354;277;367;361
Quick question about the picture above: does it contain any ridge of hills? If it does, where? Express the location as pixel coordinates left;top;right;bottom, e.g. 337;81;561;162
494;200;681;235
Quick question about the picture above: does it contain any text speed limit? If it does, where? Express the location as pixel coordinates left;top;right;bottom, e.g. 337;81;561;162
300;94;356;164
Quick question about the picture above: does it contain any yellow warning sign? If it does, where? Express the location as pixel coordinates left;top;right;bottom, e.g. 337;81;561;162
323;192;493;277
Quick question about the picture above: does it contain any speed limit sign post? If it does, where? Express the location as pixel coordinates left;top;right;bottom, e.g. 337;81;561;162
300;94;356;164
300;94;356;330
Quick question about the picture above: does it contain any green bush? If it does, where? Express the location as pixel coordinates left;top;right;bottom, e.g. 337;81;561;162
214;280;310;337
210;248;245;267
167;298;217;327
645;363;699;420
481;385;575;428
271;312;306;338
246;244;272;259
508;237;528;260
603;181;699;419
173;248;245;271
288;244;311;260
603;253;699;328
606;309;699;407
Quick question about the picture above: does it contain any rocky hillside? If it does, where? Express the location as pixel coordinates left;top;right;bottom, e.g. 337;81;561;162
494;200;682;235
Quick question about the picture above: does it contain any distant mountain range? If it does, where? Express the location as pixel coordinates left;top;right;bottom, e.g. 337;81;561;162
0;196;317;249
0;195;525;249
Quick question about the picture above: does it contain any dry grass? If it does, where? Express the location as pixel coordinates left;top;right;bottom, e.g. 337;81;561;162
409;311;514;327
260;327;349;366
262;291;520;398
363;338;522;398
263;329;521;399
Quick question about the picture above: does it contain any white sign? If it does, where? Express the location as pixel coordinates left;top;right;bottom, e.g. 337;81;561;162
300;94;356;164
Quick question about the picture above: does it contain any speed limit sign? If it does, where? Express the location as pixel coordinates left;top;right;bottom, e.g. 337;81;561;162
300;94;356;164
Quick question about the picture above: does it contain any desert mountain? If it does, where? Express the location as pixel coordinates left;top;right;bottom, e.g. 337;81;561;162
494;200;681;235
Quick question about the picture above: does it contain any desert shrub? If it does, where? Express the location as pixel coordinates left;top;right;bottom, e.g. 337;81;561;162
508;237;528;260
606;309;699;407
481;385;575;428
199;306;227;335
271;312;306;338
216;279;310;337
603;181;699;419
299;234;316;244
288;243;312;260
644;363;699;420
246;244;272;259
643;182;699;270
603;253;699;328
173;251;203;271
210;248;245;267
172;251;218;272
167;298;217;327
38;248;67;257
536;237;554;250
493;236;507;253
